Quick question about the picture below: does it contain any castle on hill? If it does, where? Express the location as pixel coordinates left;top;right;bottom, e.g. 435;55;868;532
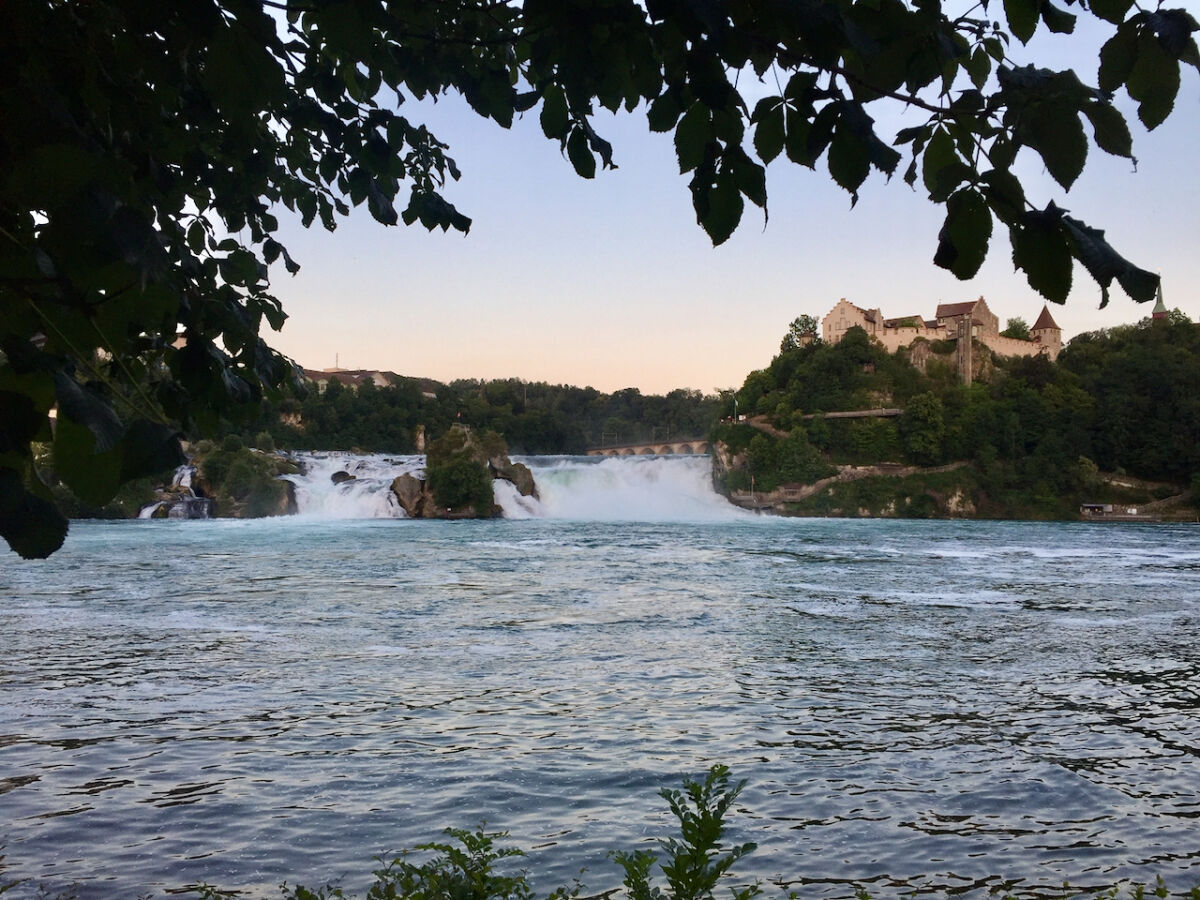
821;296;1062;362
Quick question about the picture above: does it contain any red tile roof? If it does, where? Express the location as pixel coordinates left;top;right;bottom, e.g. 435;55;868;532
1031;305;1061;331
935;300;979;318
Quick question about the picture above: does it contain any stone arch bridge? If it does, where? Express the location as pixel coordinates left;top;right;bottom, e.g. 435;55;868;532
585;438;709;457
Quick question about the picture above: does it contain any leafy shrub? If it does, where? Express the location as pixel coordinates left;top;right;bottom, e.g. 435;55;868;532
221;434;244;452
427;455;494;514
612;765;759;900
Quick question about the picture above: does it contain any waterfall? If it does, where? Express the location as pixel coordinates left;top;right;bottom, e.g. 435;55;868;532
508;455;747;522
276;452;742;522
137;465;214;519
281;452;424;518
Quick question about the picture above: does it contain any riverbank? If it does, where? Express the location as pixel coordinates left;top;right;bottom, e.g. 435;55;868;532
713;438;1197;521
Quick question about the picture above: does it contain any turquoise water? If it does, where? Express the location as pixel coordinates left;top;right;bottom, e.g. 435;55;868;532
2;508;1200;897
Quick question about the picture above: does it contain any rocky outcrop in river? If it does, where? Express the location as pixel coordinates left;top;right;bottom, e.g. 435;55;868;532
396;425;536;519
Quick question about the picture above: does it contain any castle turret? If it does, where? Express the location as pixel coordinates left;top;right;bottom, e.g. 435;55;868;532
1030;304;1062;360
1152;280;1168;319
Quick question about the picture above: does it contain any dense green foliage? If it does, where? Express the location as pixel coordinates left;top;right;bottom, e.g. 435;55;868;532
240;378;721;456
193;439;297;518
721;315;1200;513
4;0;1197;557
423;426;503;515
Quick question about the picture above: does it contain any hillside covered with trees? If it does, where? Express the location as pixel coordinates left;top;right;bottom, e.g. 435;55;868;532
714;312;1200;519
236;378;723;456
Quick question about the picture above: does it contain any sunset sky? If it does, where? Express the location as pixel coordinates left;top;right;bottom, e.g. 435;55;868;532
265;18;1200;396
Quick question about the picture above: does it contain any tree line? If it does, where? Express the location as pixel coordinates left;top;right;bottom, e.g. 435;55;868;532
236;377;724;456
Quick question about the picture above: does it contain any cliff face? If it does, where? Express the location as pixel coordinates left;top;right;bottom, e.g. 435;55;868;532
709;440;743;495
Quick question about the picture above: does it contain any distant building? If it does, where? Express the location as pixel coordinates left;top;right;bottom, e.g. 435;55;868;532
821;296;1062;368
302;368;440;398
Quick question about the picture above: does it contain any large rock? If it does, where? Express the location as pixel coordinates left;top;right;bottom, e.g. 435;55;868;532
391;473;425;517
489;458;538;497
399;425;539;517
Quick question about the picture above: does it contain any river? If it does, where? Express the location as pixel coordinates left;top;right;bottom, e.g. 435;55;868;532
1;455;1198;898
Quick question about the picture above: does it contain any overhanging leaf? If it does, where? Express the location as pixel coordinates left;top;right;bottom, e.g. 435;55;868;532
0;466;68;559
52;413;124;507
1082;101;1133;158
1020;101;1087;189
1004;0;1039;43
1127;28;1180;128
119;421;185;483
934;188;993;279
53;372;124;453
566;128;596;179
1011;205;1072;303
1061;215;1159;307
752;98;785;165
540;85;569;139
675;102;712;173
1090;0;1135;25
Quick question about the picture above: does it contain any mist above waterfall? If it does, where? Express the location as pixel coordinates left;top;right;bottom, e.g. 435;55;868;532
281;453;743;522
516;456;747;521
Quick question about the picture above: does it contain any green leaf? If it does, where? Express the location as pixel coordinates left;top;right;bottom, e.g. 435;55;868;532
514;90;539;113
828;123;870;202
922;127;966;201
730;150;767;209
981;168;1027;225
934;188;993;279
1040;2;1076;34
540;85;569;139
966;46;992;89
1149;9;1200;59
675;102;712;173
1004;0;1040;43
647;92;683;133
1082;101;1133;158
1061;215;1159;306
1089;0;1134;25
1127;28;1180;128
52;413;123;507
53;372;123;453
566;127;596;179
119;421;185;483
1020;101;1087;189
695;165;743;246
751;99;785;164
0;466;67;559
1099;24;1139;92
1010;206;1072;303
989;135;1016;170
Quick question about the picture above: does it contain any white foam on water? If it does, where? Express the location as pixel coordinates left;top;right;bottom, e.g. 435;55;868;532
283;452;423;519
517;455;746;522
279;452;742;523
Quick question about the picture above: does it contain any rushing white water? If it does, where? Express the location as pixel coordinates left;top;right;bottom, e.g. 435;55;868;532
517;455;747;521
138;464;211;519
281;452;744;522
281;452;424;518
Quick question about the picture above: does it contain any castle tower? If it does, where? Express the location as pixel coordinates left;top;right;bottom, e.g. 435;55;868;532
1152;280;1168;319
1030;304;1062;360
956;314;973;385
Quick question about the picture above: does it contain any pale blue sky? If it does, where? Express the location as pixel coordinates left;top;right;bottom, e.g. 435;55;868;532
267;15;1200;395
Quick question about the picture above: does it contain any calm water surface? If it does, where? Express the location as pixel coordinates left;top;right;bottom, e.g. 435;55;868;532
2;514;1199;898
